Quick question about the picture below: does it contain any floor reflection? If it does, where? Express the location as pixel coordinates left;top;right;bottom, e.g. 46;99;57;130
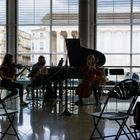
0;94;137;140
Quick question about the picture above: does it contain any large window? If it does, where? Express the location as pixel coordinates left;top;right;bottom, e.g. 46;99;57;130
0;0;6;64
18;0;79;66
96;0;140;77
1;0;140;79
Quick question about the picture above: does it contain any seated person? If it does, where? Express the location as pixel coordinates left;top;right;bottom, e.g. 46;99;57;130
0;53;28;106
30;56;48;85
28;56;54;98
75;54;104;105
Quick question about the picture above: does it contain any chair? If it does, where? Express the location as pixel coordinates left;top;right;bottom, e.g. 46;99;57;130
89;79;139;140
0;80;20;139
0;98;20;139
26;83;45;108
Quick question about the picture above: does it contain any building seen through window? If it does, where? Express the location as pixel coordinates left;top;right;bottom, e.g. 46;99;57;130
0;0;140;81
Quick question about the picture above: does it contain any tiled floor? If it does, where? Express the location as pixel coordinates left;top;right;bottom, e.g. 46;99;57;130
0;91;139;140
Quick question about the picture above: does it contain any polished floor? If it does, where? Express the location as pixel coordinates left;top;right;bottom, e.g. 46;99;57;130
0;89;139;140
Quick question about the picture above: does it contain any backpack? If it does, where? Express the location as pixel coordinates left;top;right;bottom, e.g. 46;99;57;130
132;73;139;81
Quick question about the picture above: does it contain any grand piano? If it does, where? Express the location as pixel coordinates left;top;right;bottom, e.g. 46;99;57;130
48;39;106;81
66;39;105;67
47;39;106;99
29;39;106;107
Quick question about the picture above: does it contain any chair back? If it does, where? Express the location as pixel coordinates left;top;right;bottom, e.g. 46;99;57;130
107;79;139;115
110;79;139;99
90;79;140;140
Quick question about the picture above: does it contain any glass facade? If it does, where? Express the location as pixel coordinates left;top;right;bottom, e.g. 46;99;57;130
18;0;79;66
0;0;6;64
0;0;140;80
96;0;140;79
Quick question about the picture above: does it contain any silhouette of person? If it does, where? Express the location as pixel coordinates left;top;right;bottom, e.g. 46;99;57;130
29;56;54;99
75;54;103;105
0;53;28;106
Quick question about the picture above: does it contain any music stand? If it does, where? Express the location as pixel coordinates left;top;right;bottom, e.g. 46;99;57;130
109;69;124;83
62;55;71;116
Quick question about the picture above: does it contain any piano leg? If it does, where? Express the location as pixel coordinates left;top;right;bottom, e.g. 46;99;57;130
58;81;63;98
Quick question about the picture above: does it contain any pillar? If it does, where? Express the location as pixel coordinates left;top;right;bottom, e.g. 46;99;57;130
79;0;89;48
7;0;17;62
89;0;96;50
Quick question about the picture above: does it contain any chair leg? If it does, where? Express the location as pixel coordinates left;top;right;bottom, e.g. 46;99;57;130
130;126;140;140
0;100;20;140
90;117;104;140
134;129;139;140
115;119;136;140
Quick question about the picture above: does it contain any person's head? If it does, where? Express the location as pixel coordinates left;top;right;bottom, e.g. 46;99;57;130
2;53;13;66
38;56;45;66
87;54;96;66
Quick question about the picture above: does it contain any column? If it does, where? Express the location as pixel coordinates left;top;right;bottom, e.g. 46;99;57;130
7;0;17;62
60;31;67;55
51;31;57;65
71;31;78;38
79;0;89;48
89;0;96;50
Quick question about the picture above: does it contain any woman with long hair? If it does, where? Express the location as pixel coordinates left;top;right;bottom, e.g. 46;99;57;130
0;53;28;106
75;54;103;105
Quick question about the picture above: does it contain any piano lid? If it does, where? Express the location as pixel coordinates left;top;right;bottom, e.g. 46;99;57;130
66;39;106;67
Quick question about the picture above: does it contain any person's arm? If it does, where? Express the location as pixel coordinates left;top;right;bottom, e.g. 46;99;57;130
0;66;26;81
30;65;42;80
82;66;89;79
94;66;102;76
15;67;26;79
94;66;106;85
0;70;15;81
39;66;48;75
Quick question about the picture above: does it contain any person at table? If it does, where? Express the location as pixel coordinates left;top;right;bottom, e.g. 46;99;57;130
30;56;48;85
75;54;104;105
29;56;54;98
0;53;28;106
